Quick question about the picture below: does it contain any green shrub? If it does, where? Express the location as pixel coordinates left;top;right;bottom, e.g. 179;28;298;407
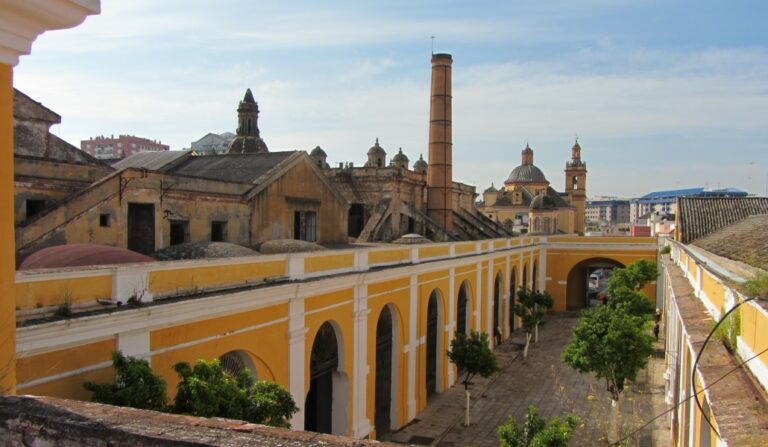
713;307;741;353
498;405;579;447
173;359;298;427
84;351;167;411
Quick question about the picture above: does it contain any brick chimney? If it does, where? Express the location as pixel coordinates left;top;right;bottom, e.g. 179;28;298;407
427;53;453;232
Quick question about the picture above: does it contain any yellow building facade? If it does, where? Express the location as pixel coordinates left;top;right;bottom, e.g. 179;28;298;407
13;235;658;438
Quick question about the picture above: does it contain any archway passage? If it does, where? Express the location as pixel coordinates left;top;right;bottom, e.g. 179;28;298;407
509;268;517;332
523;265;529;291
426;291;439;398
457;282;469;336
565;257;625;310
375;306;393;435
348;203;365;238
493;273;502;345
305;322;338;434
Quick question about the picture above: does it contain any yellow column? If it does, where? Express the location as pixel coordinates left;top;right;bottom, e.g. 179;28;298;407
0;63;15;394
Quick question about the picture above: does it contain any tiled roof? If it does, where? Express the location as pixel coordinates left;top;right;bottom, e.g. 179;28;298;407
112;150;192;171
677;197;768;243
691;214;768;271
168;152;297;183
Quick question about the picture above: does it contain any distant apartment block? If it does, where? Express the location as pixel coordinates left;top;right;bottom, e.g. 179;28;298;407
190;132;236;155
585;198;630;225
629;187;747;223
81;134;169;160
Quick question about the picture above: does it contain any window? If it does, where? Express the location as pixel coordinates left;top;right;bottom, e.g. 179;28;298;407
211;221;227;242
169;220;189;246
294;211;316;242
99;213;111;227
26;199;46;220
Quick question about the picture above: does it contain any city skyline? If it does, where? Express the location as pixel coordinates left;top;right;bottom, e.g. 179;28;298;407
13;0;768;197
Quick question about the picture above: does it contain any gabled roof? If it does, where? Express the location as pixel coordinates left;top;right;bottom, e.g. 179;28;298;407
168;152;297;183
112;150;193;172
677;196;768;244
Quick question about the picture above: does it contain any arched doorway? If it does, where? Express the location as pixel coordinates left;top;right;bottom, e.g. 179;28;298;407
523;264;529;291
532;261;539;292
493;273;502;345
375;306;393;435
305;322;340;434
426;290;442;399
457;281;470;336
565;258;625;310
509;268;517;332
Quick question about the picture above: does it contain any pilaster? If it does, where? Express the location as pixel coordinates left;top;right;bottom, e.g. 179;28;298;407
406;274;418;419
288;298;308;429
352;284;371;438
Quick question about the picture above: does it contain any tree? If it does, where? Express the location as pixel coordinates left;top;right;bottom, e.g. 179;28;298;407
606;260;657;296
513;287;554;358
447;330;498;426
607;285;655;318
173;358;298;428
562;305;654;404
83;351;168;411
497;405;579;447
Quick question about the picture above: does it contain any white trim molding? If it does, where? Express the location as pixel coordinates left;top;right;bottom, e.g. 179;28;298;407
0;0;100;66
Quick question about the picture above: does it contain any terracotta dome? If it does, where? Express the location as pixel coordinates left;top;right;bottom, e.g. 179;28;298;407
19;244;155;270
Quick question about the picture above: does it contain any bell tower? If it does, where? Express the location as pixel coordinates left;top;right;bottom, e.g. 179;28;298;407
564;139;587;234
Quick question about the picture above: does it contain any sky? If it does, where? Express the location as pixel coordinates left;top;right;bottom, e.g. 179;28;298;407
13;0;768;198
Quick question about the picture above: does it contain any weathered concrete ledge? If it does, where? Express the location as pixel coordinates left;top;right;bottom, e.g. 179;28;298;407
0;395;397;446
664;259;768;446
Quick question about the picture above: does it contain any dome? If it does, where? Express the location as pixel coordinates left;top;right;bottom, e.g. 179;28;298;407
19;244;155;270
506;164;548;183
367;138;386;157
413;154;428;172
484;183;498;193
392;148;409;163
530;193;557;211
310;145;327;157
228;136;269;154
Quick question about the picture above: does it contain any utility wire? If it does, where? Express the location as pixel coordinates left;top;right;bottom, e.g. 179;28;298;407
611;324;768;446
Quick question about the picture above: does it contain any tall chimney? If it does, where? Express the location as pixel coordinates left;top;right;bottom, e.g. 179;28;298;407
427;53;453;232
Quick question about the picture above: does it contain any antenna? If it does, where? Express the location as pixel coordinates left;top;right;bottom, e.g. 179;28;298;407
431;35;435;55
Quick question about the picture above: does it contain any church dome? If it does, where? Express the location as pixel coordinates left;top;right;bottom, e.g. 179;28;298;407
506;143;548;184
484;183;498;193
530;193;556;211
506;164;547;183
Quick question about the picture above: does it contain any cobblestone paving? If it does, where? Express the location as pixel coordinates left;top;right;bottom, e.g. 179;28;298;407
381;313;669;446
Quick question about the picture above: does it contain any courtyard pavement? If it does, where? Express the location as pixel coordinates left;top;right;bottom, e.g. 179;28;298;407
380;313;669;446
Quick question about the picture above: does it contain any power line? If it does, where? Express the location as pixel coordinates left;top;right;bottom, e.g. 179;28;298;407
611;342;768;446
